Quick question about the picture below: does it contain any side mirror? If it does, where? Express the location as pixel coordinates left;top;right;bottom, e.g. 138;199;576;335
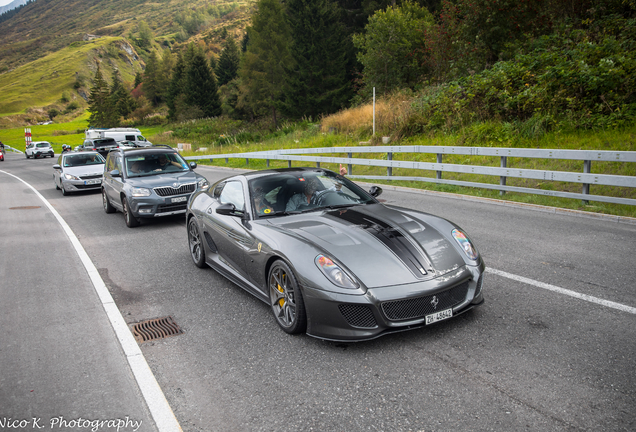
53;164;61;170
190;162;198;169
369;186;383;198
110;169;121;178
216;203;244;218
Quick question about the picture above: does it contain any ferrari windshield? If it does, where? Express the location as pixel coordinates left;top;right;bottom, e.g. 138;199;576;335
249;170;376;217
125;152;189;177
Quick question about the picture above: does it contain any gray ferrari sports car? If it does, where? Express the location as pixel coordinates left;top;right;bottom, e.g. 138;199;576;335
186;167;485;342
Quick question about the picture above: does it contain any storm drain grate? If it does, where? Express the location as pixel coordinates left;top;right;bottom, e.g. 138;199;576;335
131;316;183;343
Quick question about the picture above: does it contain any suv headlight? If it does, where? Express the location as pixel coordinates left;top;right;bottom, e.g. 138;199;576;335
315;255;359;289
197;178;210;189
131;187;151;197
452;229;479;260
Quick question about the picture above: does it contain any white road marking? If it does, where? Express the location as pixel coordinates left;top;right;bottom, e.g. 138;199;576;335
3;171;182;432
487;268;636;315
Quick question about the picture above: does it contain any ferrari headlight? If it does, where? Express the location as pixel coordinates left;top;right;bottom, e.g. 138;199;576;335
131;187;151;197
315;255;359;289
63;173;80;180
452;229;479;260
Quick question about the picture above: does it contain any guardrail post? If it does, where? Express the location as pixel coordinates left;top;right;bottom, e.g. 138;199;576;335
266;159;270;168
316;161;320;168
582;160;591;205
288;160;292;168
387;152;393;178
500;156;507;196
246;158;249;166
436;154;442;180
225;158;229;164
348;152;353;175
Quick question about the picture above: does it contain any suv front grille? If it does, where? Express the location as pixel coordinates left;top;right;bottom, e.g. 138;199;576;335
154;183;196;197
157;202;188;213
381;281;470;321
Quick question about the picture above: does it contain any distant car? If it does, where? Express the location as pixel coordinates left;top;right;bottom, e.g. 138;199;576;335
26;141;54;158
185;167;485;341
76;138;119;158
53;151;105;196
102;146;209;227
0;151;4;162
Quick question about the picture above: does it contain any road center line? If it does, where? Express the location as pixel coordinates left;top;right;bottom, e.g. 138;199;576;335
2;170;182;432
487;267;636;315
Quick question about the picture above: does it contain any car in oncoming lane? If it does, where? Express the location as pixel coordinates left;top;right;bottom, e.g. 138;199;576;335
53;151;105;195
102;145;209;227
185;167;485;342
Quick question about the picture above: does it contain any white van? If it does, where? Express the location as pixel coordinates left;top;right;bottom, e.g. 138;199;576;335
85;128;152;147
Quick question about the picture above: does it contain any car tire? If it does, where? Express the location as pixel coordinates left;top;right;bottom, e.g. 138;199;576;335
187;217;206;268
55;177;60;190
102;189;116;213
268;260;307;335
122;197;139;228
61;185;68;196
26;153;30;159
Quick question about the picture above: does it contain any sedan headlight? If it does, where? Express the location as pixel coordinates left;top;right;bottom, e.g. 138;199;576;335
131;187;151;197
452;229;479;260
315;255;359;289
63;173;80;180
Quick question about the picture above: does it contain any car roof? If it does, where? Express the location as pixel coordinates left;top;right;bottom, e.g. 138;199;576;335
118;146;176;156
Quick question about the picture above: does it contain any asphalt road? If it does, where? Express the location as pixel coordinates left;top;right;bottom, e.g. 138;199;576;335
2;151;635;432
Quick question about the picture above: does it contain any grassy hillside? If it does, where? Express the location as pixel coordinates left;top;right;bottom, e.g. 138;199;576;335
0;37;144;120
0;0;253;73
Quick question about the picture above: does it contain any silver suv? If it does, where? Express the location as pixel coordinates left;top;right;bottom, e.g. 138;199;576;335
102;146;209;227
26;141;55;158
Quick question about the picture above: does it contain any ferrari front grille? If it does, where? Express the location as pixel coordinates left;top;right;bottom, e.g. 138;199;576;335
154;183;196;197
339;304;377;328
381;281;470;321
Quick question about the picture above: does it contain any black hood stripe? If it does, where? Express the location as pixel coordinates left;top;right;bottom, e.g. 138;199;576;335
327;209;430;277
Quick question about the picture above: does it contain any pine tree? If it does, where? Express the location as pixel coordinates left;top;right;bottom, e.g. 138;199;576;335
185;44;221;118
166;52;186;120
110;69;136;120
143;51;161;105
216;36;241;87
238;0;291;125
88;64;114;127
283;0;352;118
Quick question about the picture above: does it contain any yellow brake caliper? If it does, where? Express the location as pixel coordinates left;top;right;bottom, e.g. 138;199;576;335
277;274;286;307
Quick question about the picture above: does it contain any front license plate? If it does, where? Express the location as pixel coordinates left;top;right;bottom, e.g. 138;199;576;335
171;196;188;203
85;179;101;185
425;308;453;325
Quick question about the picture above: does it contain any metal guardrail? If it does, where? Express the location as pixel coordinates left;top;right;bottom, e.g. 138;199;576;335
3;145;23;154
183;146;636;206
